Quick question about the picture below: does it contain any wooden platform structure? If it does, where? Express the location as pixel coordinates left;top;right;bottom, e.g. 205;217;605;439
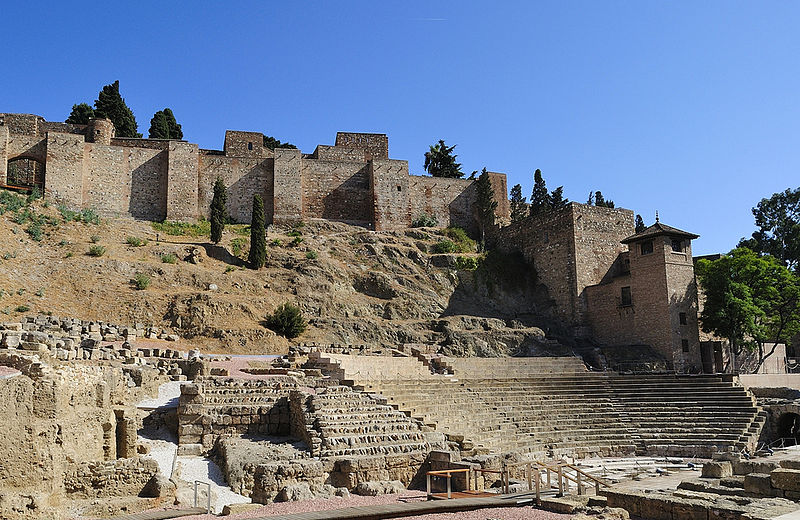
106;507;207;520
248;491;545;520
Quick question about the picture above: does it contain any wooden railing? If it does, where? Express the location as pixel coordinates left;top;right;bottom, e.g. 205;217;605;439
426;460;611;501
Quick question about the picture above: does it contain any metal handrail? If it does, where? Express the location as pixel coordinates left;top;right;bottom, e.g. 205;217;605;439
193;480;211;514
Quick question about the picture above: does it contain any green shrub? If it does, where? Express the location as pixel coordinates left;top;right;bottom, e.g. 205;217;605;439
454;256;480;270
0;190;25;214
271;238;283;247
412;214;438;227
88;245;106;257
132;273;151;290
12;208;33;225
35;289;44;297
161;253;178;264
80;208;100;224
15;305;30;313
64;252;74;259
151;218;210;237
443;227;477;253
287;229;302;237
431;239;457;254
290;236;304;247
2;251;16;260
90;235;101;243
224;265;236;273
16;288;25;296
27;187;42;204
305;250;318;260
126;236;147;247
234;225;251;236
58;239;69;247
266;303;307;339
231;237;248;257
25;222;43;241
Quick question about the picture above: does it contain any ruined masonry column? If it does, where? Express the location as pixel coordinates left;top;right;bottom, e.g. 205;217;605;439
0;125;8;185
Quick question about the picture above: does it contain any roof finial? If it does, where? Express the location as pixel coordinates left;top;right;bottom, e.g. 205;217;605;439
655;210;660;223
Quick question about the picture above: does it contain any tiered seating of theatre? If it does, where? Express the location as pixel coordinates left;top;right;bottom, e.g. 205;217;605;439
606;374;765;456
297;385;430;459
309;352;764;459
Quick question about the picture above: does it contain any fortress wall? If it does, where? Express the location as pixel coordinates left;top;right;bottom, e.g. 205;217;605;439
301;160;372;225
46;133;85;208
7;134;47;162
224;130;267;159
83;142;166;219
166;141;199;220
495;205;579;326
198;155;274;223
0;126;8;183
40;121;87;136
314;145;366;162
335;132;388;160
408;176;475;231
0;113;42;136
273;148;303;224
370;159;410;231
110;138;170;150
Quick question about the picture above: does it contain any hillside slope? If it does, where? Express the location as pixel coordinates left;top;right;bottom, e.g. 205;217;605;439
0;192;567;355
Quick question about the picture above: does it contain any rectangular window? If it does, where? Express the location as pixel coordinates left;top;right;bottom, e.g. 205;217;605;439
621;286;632;306
247;142;253;150
682;339;690;352
640;240;654;255
679;312;687;325
672;239;683;252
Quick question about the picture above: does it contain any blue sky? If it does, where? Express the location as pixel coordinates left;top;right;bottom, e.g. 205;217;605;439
3;1;799;255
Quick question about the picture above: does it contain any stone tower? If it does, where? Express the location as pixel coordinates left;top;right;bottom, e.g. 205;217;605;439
86;118;115;145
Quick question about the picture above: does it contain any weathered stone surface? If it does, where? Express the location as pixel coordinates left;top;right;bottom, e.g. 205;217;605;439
770;468;800;492
353;480;405;496
703;461;733;478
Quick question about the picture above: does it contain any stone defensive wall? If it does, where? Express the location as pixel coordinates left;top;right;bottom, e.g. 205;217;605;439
0;113;510;232
492;203;634;333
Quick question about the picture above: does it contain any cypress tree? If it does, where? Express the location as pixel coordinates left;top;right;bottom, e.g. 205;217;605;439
210;177;227;244
529;169;551;216
509;184;527;222
148;111;169;139
248;195;266;269
474;168;498;250
550;186;569;209
163;108;183;139
94;80;140;138
635;214;646;233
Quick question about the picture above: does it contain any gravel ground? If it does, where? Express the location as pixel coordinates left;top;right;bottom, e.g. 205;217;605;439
0;366;20;379
209;355;280;380
176;491;570;520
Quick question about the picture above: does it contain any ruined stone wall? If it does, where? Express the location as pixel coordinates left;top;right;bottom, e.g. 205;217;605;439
177;378;297;450
198;154;274;223
0;113;43;136
63;457;158;499
370;159;410;231
0;125;8;184
301;160;372;225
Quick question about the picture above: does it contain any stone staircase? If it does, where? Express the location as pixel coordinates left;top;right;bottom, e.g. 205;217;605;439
606;374;764;457
308;353;764;459
293;385;430;459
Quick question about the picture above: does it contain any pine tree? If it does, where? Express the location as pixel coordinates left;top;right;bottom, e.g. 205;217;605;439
263;135;297;149
593;191;615;208
529;169;551;216
210;177;227;244
550;186;569;209
474;168;498;250
424;140;463;178
635;214;646;233
94;80;140;138
248;195;266;269
66;103;95;124
509;184;527;222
